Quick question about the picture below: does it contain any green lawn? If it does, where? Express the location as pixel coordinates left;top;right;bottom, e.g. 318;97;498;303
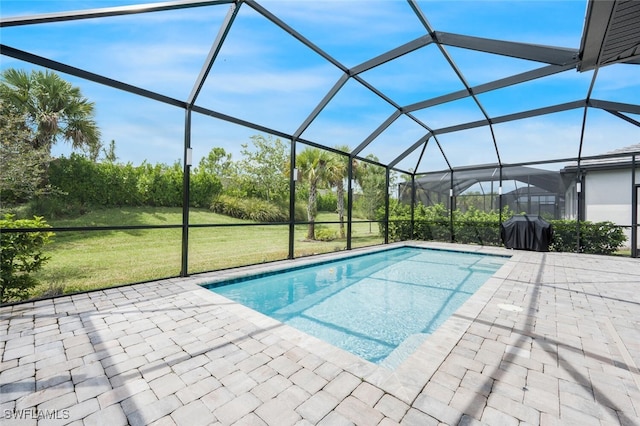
32;207;383;297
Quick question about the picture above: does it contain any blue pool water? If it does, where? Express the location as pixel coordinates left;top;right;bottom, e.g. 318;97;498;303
206;247;507;367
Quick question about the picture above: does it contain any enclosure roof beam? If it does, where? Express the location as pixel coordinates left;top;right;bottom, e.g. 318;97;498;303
0;44;185;108
352;75;435;133
436;32;579;65
389;133;432;169
253;1;438;151
0;0;233;27
293;74;350;139
338;71;436;157
404;63;577;112
605;110;640;128
352;110;403;156
190;103;386;169
589;99;640;115
408;0;502;166
243;0;348;73
350;35;434;75
187;3;239;106
249;0;429;159
432;100;586;135
191;104;291;140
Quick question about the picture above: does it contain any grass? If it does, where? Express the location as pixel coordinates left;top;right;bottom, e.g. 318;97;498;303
31;207;383;297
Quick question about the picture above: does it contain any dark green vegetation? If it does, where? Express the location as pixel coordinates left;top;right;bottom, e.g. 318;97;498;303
383;200;626;255
0;215;54;303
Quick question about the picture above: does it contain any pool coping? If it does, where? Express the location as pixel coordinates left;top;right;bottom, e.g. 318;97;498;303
188;241;520;405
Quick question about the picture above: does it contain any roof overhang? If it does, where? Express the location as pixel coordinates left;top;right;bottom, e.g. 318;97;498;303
579;0;640;71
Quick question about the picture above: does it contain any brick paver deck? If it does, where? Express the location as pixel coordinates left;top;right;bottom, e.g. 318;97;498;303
1;242;639;425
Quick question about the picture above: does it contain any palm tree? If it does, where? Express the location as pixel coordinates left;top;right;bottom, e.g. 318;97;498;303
355;154;387;233
296;147;329;240
0;68;101;155
325;146;351;238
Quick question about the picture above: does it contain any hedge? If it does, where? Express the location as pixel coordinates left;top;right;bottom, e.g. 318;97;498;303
32;154;222;216
382;201;627;255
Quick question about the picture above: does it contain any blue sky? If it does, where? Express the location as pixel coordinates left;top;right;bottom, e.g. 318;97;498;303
1;0;639;173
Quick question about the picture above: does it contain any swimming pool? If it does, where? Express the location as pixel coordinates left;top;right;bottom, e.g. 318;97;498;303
206;246;508;368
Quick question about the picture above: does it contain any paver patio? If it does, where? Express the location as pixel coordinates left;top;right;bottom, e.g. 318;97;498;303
1;242;639;425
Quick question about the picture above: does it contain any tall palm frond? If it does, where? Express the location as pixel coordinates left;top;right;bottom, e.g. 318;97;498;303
0;68;100;154
296;147;329;240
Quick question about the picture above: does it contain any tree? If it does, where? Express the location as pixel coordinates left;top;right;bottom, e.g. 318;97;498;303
0;100;50;204
355;155;387;233
236;135;289;203
101;139;118;163
0;68;101;156
198;147;235;188
297;147;329;240
325;146;351;238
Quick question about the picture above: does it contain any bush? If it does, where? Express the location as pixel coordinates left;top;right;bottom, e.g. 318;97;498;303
40;154;222;212
210;194;288;222
383;201;627;255
549;220;626;255
190;168;223;208
27;195;89;219
453;207;502;246
314;225;337;241
294;202;307;222
380;201;452;242
317;192;338;212
0;214;54;303
135;162;182;207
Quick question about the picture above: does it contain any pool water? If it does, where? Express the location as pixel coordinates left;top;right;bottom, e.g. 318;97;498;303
206;247;507;368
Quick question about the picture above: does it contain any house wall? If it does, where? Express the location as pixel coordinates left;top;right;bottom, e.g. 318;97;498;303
584;168;640;246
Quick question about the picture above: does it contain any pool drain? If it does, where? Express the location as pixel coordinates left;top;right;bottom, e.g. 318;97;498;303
498;303;523;312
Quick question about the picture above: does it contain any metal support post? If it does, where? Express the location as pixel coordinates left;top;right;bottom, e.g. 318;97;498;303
576;164;582;253
288;140;296;259
347;155;353;250
498;166;503;243
384;168;390;244
180;108;192;277
450;172;455;242
499;166;503;222
632;155;637;258
410;174;416;239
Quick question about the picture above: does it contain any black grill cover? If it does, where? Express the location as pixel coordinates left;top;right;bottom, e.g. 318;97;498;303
500;215;553;252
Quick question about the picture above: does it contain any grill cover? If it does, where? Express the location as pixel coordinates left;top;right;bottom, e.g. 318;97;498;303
500;215;553;252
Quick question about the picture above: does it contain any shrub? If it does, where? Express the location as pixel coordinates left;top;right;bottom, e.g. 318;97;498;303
136;162;182;207
317;192;338;212
0;214;54;303
294;202;307;222
27;195;89;219
314;226;337;241
453;206;502;246
383;201;627;255
549;220;626;255
210;194;288;222
190;168;223;208
41;154;222;211
380;200;452;242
